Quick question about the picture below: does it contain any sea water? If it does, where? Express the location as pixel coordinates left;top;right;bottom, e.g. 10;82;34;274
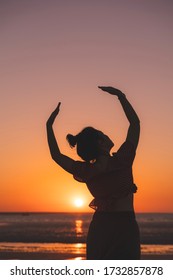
0;212;173;258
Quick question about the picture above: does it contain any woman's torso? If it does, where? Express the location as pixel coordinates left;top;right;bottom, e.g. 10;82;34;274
73;141;137;212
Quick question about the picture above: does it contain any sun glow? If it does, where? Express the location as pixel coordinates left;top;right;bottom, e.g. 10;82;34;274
74;198;84;208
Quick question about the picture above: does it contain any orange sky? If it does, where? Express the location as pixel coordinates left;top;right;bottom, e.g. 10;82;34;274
1;0;173;212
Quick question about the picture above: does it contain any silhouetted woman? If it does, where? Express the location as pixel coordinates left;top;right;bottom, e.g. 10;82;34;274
46;86;140;259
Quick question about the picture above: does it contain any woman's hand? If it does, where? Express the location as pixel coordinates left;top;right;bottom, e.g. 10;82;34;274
98;86;125;98
47;102;61;125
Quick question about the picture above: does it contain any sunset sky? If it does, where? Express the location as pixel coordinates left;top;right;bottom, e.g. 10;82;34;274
1;0;173;212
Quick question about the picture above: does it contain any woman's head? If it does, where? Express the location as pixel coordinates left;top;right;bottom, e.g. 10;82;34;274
66;127;114;162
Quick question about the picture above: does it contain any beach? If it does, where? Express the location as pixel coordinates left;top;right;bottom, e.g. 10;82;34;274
1;252;173;260
0;212;173;260
0;243;173;260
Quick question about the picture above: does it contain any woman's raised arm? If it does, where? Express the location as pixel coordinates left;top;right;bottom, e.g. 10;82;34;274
46;102;75;174
98;86;140;150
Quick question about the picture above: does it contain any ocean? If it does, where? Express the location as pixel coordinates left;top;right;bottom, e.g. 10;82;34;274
0;212;173;259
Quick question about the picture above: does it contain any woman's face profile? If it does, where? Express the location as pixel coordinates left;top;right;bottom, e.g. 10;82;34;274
98;132;114;154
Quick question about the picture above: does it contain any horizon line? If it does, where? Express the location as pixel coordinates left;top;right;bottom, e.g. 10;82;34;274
0;211;173;214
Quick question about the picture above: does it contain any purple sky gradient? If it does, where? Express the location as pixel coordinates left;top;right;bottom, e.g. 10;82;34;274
1;0;173;211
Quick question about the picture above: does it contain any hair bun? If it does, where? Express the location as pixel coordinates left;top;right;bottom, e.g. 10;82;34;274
66;134;77;147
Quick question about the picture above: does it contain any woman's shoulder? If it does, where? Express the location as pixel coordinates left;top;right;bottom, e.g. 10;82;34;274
115;141;136;165
72;159;102;183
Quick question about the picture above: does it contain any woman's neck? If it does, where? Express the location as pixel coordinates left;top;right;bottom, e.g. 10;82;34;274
97;151;111;158
96;153;111;165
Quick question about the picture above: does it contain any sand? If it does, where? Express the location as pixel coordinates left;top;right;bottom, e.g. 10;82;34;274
0;251;173;260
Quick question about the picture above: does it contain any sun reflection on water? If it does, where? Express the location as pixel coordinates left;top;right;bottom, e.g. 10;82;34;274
75;220;83;237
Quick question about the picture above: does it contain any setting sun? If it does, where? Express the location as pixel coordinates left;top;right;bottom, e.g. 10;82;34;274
74;199;84;208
